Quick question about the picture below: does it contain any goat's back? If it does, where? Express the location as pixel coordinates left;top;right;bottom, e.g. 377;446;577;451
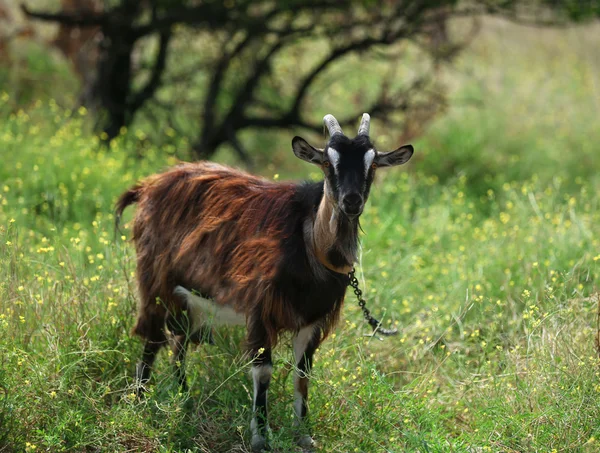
122;163;294;328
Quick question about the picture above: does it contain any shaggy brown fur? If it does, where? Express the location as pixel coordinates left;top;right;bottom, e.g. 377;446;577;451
115;161;341;349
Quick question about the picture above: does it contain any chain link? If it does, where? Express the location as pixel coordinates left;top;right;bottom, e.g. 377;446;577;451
348;269;371;321
348;267;398;336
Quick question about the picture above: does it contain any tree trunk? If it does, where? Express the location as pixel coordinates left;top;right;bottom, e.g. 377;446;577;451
96;33;135;140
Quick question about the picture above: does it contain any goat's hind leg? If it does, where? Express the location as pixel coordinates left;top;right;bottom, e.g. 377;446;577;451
166;287;218;391
169;323;214;392
165;307;195;391
134;309;167;396
135;340;164;395
169;333;190;391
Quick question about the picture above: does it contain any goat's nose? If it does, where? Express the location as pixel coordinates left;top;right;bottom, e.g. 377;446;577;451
342;193;363;215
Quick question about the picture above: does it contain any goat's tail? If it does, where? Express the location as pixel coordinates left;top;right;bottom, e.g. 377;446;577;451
114;184;142;237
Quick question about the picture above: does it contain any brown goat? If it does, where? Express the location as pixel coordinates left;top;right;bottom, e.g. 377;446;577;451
116;114;414;451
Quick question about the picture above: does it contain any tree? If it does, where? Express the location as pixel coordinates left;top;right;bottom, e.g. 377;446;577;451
21;0;599;162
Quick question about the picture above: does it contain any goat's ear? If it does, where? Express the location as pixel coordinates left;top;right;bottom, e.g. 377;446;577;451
375;145;414;167
292;136;323;165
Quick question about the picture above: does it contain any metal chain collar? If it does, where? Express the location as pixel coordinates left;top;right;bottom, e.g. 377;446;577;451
348;267;398;336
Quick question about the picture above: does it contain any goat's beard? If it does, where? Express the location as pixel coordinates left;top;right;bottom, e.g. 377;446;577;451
330;208;360;265
329;209;358;234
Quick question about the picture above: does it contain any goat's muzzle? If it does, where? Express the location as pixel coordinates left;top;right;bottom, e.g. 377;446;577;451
341;192;364;217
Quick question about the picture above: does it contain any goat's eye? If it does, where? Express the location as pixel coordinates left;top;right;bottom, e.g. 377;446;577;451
323;161;330;168
371;163;378;169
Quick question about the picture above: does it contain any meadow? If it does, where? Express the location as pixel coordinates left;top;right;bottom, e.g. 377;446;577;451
1;17;599;453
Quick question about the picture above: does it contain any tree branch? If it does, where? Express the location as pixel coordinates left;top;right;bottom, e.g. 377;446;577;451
227;125;253;169
289;30;404;121
130;30;172;113
200;32;255;146
132;4;231;37
242;74;443;139
131;1;344;38
222;39;285;128
21;3;106;27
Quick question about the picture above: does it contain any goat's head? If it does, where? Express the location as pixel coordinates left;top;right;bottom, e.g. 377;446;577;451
292;113;414;219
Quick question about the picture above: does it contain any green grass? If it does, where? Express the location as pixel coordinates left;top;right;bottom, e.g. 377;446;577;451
1;17;600;453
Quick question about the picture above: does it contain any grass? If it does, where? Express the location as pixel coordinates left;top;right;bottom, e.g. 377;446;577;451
1;17;600;453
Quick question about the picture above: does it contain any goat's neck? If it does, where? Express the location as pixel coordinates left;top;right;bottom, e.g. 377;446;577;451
311;181;358;274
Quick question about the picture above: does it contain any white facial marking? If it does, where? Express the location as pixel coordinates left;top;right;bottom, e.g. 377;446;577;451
364;149;375;178
174;286;246;329
328;148;340;173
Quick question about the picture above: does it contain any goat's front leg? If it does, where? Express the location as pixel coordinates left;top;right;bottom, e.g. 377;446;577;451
247;317;273;452
292;325;321;450
250;347;273;452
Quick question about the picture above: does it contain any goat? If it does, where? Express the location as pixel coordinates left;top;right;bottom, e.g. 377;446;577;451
115;113;414;451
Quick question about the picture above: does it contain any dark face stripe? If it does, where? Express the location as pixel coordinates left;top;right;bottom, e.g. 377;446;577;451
325;136;375;203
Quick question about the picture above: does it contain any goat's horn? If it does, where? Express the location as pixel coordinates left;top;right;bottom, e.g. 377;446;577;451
323;114;343;137
357;113;370;136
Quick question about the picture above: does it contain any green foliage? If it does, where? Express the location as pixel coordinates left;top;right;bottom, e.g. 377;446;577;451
542;0;600;20
1;17;600;453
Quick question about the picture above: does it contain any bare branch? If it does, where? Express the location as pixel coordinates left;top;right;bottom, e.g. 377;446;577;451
223;39;285;127
201;32;255;145
132;1;347;38
227;125;253;169
289;30;405;120
130;30;172;113
132;4;230;37
21;3;105;27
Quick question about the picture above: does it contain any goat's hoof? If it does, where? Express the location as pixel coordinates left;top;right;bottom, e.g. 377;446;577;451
297;434;316;450
190;326;215;345
251;434;270;452
135;385;145;399
134;378;147;399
